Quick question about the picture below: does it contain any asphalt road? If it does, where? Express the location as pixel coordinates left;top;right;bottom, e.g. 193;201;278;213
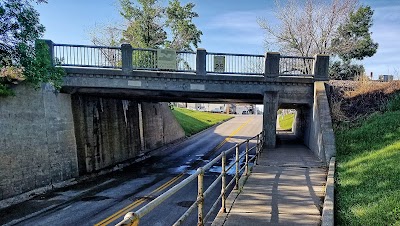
1;115;263;226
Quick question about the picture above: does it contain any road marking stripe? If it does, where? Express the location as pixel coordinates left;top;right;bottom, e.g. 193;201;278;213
95;116;254;225
215;117;254;149
95;174;184;226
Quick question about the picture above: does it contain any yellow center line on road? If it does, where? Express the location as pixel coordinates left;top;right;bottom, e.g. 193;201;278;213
95;174;184;226
214;117;254;150
95;116;254;226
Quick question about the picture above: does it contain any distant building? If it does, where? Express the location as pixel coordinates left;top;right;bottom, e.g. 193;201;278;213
379;75;394;82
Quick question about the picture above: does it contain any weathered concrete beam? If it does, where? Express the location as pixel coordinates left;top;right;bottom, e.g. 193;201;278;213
62;67;314;104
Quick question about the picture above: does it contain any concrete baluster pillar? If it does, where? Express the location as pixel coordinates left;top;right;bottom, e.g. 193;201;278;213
196;48;207;76
121;44;133;73
263;91;279;149
264;52;280;78
42;39;54;66
313;54;330;81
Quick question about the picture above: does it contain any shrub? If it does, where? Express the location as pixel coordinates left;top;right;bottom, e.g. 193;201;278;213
387;93;400;112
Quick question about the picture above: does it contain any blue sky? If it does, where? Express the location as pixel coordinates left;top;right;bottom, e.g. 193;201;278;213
36;0;400;78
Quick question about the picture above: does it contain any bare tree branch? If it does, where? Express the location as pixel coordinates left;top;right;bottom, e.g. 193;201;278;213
258;0;358;57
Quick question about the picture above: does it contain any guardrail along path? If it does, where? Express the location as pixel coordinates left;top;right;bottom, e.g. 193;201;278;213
213;144;327;226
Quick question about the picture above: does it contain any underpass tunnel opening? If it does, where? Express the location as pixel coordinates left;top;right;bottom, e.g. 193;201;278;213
275;105;311;146
277;109;296;133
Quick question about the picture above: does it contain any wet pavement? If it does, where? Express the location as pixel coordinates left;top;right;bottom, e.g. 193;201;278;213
0;115;262;226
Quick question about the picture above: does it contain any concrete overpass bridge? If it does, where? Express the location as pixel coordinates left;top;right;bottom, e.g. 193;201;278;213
44;40;334;164
0;41;336;225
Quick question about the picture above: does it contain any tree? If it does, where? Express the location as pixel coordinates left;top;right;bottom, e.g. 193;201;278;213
89;24;122;47
89;23;123;67
333;6;378;62
95;0;202;51
258;0;358;57
330;6;378;80
0;0;45;66
329;60;365;80
0;0;64;96
119;0;167;49
258;0;378;80
165;0;202;51
88;0;202;69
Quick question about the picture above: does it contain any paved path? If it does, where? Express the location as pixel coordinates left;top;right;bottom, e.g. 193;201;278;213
212;144;327;226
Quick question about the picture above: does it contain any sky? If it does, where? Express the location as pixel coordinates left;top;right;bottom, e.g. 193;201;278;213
36;0;400;78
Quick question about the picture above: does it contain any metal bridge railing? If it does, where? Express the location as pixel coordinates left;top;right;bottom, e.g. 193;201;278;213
279;56;314;76
53;43;196;72
116;131;264;226
119;48;196;72
53;44;122;68
46;40;330;79
176;51;196;72
206;52;265;75
132;48;157;70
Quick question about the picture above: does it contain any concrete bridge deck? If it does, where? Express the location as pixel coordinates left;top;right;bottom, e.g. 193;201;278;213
212;143;327;226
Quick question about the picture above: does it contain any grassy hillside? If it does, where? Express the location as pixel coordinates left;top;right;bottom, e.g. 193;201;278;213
172;107;233;136
278;113;295;130
335;111;400;225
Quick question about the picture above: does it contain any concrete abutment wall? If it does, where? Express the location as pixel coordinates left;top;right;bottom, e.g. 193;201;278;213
0;84;79;201
141;102;185;151
72;97;185;174
0;85;185;202
71;95;142;174
306;82;336;163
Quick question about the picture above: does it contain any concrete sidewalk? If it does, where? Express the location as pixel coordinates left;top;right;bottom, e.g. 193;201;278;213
212;144;327;226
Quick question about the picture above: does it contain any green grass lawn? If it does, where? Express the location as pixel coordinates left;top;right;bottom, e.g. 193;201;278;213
172;107;233;136
278;113;295;130
335;111;400;226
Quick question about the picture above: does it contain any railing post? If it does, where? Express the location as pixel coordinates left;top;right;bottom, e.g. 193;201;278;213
235;144;240;190
115;212;139;226
196;48;207;76
197;168;205;226
261;130;265;149
221;152;226;213
42;39;54;66
264;52;280;78
245;140;249;176
313;54;329;81
121;43;133;72
256;134;260;165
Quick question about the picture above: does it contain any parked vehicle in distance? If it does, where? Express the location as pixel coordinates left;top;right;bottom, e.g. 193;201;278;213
242;110;248;115
211;108;223;113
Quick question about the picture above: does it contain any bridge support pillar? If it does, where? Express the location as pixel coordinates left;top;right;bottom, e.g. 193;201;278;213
263;91;279;149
